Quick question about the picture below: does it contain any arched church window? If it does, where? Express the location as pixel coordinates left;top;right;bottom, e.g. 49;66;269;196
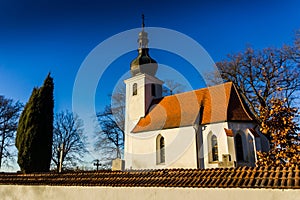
211;135;219;161
151;84;156;96
235;133;244;161
208;132;218;163
156;135;165;164
133;83;137;96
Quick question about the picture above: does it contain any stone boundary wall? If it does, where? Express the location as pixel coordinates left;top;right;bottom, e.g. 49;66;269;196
0;185;299;200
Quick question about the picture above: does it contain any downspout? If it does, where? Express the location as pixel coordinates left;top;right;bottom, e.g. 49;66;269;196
193;106;204;169
193;123;200;169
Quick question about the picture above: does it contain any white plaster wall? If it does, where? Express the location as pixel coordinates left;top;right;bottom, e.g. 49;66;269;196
202;122;229;168
228;122;261;166
0;185;298;200
227;136;235;161
124;74;163;136
247;130;258;163
124;80;145;169
124;74;163;169
126;126;197;169
124;75;146;169
124;75;146;134
201;122;269;168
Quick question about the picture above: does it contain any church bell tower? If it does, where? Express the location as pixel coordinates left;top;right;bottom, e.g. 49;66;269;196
124;16;163;168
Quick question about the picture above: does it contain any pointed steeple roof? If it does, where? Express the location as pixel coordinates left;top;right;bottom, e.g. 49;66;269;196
130;15;158;77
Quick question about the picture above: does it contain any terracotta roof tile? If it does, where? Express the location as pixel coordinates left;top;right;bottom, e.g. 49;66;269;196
132;82;254;133
0;166;299;189
224;128;234;137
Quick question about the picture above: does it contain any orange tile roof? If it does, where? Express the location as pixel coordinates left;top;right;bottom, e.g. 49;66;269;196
0;167;299;189
224;128;234;137
132;82;254;133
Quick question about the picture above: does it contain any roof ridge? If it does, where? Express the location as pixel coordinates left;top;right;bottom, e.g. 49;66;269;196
132;81;255;133
161;82;233;100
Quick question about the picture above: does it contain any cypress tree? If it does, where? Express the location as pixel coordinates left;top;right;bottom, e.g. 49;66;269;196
16;73;54;173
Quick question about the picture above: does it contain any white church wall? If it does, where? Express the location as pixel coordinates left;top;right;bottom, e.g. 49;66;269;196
0;185;297;200
124;74;164;169
126;126;197;169
227;136;235;162
124;131;134;169
124;74;163;134
124;74;146;134
253;136;262;152
258;132;270;152
246;132;257;164
202;122;229;168
228;122;259;166
166;126;198;169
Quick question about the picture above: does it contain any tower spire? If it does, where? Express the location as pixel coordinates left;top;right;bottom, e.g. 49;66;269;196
130;15;157;77
138;14;148;49
142;14;145;29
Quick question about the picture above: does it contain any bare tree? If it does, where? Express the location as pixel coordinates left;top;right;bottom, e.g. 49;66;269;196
52;110;87;171
95;86;125;163
289;30;300;63
163;79;186;96
96;106;124;159
0;96;22;169
211;46;300;128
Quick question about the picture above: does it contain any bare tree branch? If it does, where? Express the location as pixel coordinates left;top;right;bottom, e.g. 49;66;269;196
210;45;300;130
51;110;87;171
0;96;22;169
163;79;186;95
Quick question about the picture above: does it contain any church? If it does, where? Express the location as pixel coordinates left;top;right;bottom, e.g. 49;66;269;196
123;24;269;170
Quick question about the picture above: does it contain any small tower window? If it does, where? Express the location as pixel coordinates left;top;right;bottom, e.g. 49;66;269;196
235;133;244;161
156;135;165;164
211;135;219;162
151;84;156;96
133;83;137;96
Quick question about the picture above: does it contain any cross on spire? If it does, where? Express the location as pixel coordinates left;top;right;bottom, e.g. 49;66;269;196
138;14;148;49
142;14;145;28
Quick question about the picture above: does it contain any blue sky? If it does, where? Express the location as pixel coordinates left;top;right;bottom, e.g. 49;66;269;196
1;0;300;112
1;1;300;168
